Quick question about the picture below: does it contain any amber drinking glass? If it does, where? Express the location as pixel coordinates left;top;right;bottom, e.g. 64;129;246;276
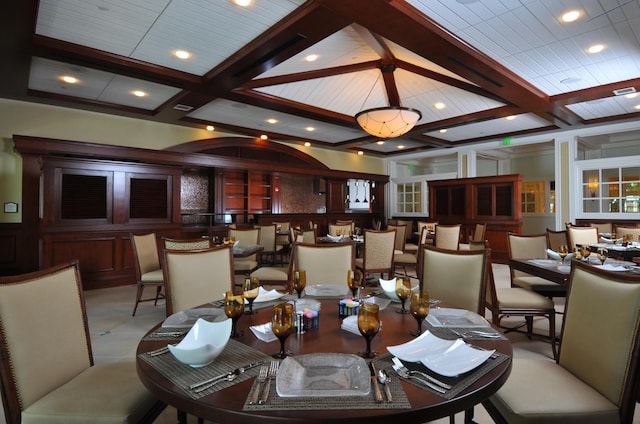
597;247;608;265
558;244;568;263
347;269;362;299
224;290;244;338
293;270;306;299
272;302;295;359
410;291;430;336
395;278;412;314
243;277;260;315
357;302;380;358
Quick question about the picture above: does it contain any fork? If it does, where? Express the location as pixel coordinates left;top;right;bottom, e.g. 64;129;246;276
249;365;269;405
259;361;279;404
391;357;451;392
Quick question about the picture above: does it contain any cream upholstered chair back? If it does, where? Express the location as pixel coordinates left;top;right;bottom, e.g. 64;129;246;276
292;242;355;286
545;228;568;252
162;237;212;250
328;223;352;236
132;232;161;276
387;224;407;252
567;226;599;252
230;227;258;247
560;260;640;417
418;221;438;234
589;222;613;234
0;261;91;417
273;221;290;232
361;229;396;270
301;228;316;243
418;245;488;315
256;224;277;252
434;224;461;250
470;223;486;242
507;233;548;279
615;226;640;242
161;246;234;315
395;219;413;240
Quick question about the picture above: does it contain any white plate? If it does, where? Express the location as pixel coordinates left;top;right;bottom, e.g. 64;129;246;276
276;353;370;397
162;308;226;328
244;287;285;304
426;308;490;328
387;330;495;377
305;284;349;297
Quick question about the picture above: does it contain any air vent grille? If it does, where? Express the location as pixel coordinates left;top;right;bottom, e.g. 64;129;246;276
173;104;194;111
613;87;636;96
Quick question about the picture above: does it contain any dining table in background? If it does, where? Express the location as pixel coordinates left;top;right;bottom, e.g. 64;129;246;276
136;296;512;424
232;244;264;258
590;242;640;262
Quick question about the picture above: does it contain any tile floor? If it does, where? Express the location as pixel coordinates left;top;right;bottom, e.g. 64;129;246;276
1;265;636;423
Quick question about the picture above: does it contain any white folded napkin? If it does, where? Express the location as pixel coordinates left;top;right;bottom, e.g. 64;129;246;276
249;322;278;343
363;296;391;311
546;249;573;261
341;315;382;335
326;234;344;242
595;264;628;272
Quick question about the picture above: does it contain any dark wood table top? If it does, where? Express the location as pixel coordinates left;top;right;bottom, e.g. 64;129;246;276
137;298;512;424
233;245;264;258
509;258;571;285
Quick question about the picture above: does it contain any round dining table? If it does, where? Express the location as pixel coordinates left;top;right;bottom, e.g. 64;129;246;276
136;295;512;424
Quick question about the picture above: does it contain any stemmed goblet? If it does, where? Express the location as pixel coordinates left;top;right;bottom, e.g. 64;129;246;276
293;270;306;299
224;290;244;338
357;302;380;358
597;247;608;265
347;269;362;299
243;277;260;315
581;245;591;262
271;302;295;359
410;291;431;336
395;277;412;314
558;244;568;263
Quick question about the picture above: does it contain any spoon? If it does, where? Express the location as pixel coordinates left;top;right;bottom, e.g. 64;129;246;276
193;372;238;393
377;369;393;403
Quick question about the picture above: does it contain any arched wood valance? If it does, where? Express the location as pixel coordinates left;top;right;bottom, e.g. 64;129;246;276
165;137;329;170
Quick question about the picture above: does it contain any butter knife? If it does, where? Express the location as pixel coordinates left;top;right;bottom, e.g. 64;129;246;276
189;361;262;390
369;362;383;403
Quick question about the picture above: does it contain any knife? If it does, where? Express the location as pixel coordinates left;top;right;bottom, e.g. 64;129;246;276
189;361;263;390
369;362;383;403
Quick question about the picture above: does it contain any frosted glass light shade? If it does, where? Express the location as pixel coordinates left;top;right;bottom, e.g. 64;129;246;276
355;106;422;138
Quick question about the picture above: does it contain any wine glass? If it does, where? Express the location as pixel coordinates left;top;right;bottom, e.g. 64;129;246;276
357;302;380;358
581;245;591;262
224;290;244;338
347;269;361;299
410;291;430;336
243;277;260;314
395;277;412;314
271;302;295;359
293;270;306;299
558;244;569;263
597;247;608;265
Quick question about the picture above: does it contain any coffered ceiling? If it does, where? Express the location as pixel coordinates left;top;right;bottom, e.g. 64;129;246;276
3;0;640;156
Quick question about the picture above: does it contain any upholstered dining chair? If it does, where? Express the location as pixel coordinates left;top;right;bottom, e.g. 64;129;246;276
395;219;418;252
459;223;487;250
131;232;165;316
567;225;599;252
417;221;437;245
291;242;355;287
273;221;291;257
355;229;397;283
229;227;259;275
161;245;235;315
417;245;488;315
434;224;461;251
545;228;569;252
162;236;212;250
388;224;417;277
483;260;640;424
0;261;165;424
256;224;283;265
507;232;567;298
290;227;316;244
616;226;640;242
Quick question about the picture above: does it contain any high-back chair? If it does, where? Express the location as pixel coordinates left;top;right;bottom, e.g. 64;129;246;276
162;237;212;250
418;245;489;315
328;223;352;236
291;227;317;244
0;261;165;424
616;226;640;242
388;224;417;277
291;242;355;286
567;225;599;252
459;223;487;250
273;221;291;256
131;232;165;316
161;245;235;315
508;232;566;298
256;224;283;265
589;222;613;234
483;260;640;424
434;224;461;250
546;228;569;252
355;229;397;282
229;227;259;275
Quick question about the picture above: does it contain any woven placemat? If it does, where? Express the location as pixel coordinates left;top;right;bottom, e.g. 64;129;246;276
138;339;271;400
392;353;510;399
425;323;508;340
242;357;411;411
210;299;284;311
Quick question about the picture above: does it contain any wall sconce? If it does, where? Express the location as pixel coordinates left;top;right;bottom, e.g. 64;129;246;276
588;178;599;197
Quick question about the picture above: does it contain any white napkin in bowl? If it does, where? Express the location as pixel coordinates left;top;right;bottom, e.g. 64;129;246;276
546;249;573;262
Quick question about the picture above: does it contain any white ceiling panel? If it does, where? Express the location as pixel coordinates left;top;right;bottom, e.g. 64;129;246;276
423;113;551;142
566;94;640;119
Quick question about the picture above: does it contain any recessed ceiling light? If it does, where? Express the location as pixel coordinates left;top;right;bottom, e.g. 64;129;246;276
266;118;278;124
206;125;214;131
357;151;364;155
260;134;268;140
304;54;319;62
434;102;446;110
376;141;385;145
397;145;405;149
232;0;251;6
439;129;447;133
625;93;638;99
305;126;315;132
561;77;581;85
587;44;605;54
61;75;78;84
304;142;311;147
132;90;146;97
634;104;640;110
173;50;191;60
561;10;581;23
505;115;516;120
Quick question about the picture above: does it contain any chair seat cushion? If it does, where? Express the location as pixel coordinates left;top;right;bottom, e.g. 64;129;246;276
495;288;554;309
404;243;419;252
488;358;618;424
22;361;160;424
513;276;566;292
394;252;417;264
234;259;258;271
251;267;288;281
140;269;163;282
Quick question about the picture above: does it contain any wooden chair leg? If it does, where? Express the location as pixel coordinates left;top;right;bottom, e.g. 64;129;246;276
132;284;144;316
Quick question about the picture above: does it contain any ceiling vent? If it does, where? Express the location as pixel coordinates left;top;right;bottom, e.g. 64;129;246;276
173;104;194;111
613;87;636;96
